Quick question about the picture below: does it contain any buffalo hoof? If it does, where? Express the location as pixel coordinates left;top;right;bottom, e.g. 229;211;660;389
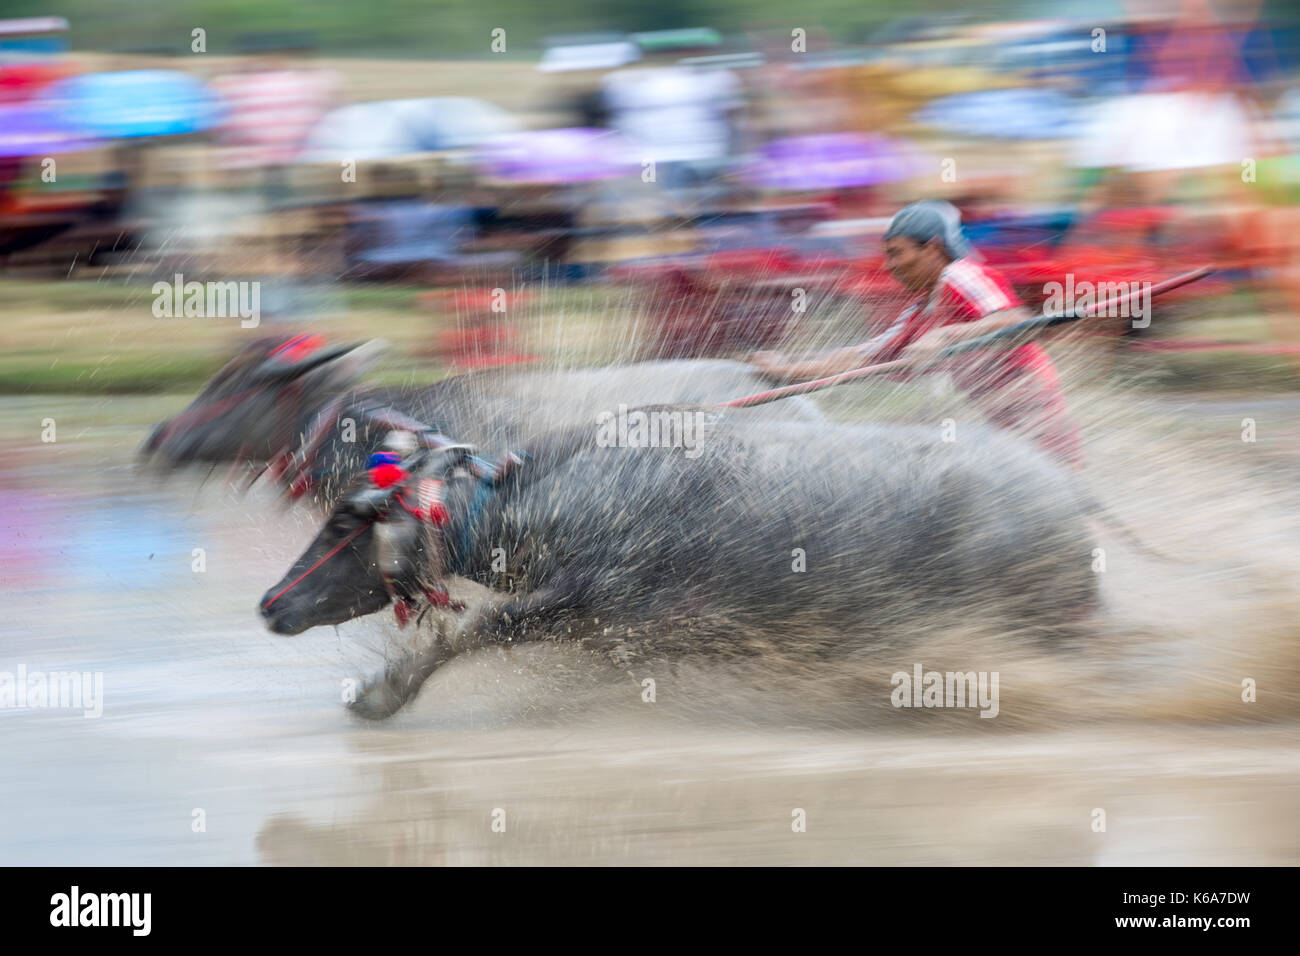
347;644;444;720
347;678;406;721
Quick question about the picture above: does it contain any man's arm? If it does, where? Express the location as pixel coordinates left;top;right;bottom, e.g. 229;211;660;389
954;304;1035;338
900;305;1035;362
749;314;911;383
748;345;878;383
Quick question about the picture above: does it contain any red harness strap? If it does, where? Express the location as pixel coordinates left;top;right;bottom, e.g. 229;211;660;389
277;393;351;498
386;479;460;625
394;478;450;525
261;524;368;611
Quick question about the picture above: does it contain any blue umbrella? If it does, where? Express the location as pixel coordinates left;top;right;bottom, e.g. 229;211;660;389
48;70;222;139
0;102;100;157
914;88;1081;141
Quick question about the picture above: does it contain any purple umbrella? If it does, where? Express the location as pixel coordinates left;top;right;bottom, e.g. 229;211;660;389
0;102;100;157
475;128;636;184
742;133;924;190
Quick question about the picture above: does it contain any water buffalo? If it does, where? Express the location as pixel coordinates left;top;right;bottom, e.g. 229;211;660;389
260;413;1099;719
142;334;825;504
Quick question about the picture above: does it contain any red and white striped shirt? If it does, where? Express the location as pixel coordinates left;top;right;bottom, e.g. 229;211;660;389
861;256;1055;394
857;256;1084;469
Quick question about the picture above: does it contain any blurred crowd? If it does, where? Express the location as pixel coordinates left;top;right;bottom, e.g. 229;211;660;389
3;5;1300;356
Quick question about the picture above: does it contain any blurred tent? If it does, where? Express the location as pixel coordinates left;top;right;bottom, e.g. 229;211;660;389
602;64;741;164
742;133;926;190
1071;91;1256;172
47;70;222;138
630;28;723;53
537;40;639;73
0;16;68;73
0;17;70;123
298;97;520;162
212;68;335;170
475;128;636;184
0;101;98;156
914;87;1081;140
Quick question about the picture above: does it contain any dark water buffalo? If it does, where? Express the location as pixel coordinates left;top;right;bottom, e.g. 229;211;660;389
142;335;824;504
260;413;1098;719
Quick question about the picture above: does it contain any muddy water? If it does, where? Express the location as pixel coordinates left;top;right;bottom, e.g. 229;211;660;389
1;394;1297;865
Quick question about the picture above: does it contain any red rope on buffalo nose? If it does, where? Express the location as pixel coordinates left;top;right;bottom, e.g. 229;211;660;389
262;524;368;612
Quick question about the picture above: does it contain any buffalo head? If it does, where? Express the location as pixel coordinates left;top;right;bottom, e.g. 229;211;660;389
142;334;383;468
259;435;473;635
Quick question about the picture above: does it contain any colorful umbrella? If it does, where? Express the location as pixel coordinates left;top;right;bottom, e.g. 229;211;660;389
47;70;221;139
742;133;925;190
0;101;98;156
212;68;335;169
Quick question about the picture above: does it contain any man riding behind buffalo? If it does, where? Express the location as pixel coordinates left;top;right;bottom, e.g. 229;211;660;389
749;200;1084;470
